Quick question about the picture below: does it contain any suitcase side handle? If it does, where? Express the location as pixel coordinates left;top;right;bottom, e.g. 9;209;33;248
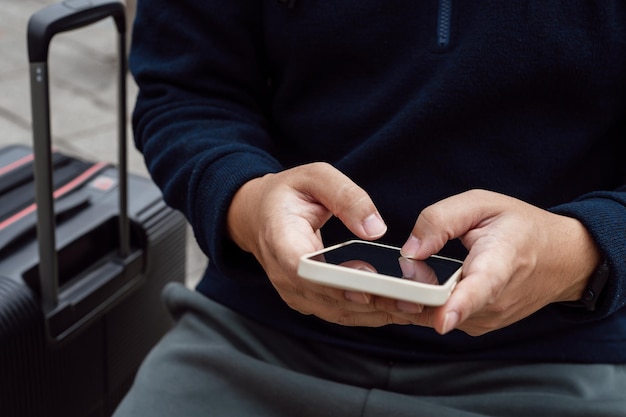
27;0;132;341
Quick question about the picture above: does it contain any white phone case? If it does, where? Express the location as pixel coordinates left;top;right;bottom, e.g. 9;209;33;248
297;240;462;306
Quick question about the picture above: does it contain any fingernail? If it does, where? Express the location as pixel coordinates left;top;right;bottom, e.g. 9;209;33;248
401;235;421;258
396;300;423;313
441;310;459;334
345;291;371;304
362;213;387;238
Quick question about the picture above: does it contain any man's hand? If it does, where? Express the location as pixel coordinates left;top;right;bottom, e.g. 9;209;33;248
227;162;414;326
397;189;602;336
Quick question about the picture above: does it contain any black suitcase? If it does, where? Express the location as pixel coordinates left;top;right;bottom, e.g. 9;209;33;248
0;1;187;416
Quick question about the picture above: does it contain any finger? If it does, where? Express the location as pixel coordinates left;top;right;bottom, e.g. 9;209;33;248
400;189;501;259
361;293;424;314
434;247;513;334
331;310;414;327
281;272;380;313
315;260;377;305
293;298;415;327
389;305;438;326
297;163;387;240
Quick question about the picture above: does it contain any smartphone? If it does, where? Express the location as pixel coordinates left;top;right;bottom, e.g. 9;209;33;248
297;240;463;306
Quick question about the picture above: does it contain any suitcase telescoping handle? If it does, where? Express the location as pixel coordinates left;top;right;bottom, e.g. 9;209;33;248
28;0;136;343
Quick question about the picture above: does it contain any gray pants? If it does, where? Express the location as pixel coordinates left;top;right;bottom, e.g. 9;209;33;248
114;283;626;417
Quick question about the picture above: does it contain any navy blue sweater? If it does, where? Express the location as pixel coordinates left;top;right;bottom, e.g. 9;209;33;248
130;1;626;362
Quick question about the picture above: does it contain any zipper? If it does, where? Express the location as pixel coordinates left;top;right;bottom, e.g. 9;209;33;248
437;0;452;49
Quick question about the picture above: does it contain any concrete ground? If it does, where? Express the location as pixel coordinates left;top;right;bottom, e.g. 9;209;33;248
0;0;207;288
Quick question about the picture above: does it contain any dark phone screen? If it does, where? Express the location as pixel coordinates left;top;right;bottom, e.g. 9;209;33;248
309;242;461;285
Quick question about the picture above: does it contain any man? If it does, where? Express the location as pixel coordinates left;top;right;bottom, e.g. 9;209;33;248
115;1;626;415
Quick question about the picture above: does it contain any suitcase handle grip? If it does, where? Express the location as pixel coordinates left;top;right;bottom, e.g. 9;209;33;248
27;0;132;340
0;191;90;254
27;0;126;63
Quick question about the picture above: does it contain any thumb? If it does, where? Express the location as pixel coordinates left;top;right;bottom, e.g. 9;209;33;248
400;190;497;259
298;163;387;240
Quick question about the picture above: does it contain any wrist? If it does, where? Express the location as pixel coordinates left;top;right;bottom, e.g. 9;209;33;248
554;216;607;311
226;175;270;253
561;257;609;311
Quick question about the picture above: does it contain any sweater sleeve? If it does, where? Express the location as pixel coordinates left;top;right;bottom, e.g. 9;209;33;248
550;184;626;319
129;0;282;270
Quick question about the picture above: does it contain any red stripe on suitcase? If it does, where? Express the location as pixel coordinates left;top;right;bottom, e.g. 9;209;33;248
0;161;109;232
0;154;35;177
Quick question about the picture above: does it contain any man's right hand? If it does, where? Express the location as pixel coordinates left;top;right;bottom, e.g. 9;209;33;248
226;162;414;326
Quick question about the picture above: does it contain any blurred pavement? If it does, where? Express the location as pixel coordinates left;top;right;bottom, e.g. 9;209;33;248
0;0;206;288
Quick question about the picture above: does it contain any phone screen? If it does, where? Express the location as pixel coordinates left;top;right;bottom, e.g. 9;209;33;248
308;241;461;286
